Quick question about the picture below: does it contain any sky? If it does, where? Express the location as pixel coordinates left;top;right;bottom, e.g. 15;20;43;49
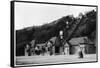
15;2;96;30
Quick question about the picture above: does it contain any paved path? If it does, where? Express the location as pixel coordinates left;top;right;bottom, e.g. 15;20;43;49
16;54;97;65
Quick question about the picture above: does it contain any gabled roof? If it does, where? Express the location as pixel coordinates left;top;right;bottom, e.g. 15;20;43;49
69;37;87;45
49;37;57;43
64;42;69;46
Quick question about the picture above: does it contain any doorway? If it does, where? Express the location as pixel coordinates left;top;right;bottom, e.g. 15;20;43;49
55;46;60;54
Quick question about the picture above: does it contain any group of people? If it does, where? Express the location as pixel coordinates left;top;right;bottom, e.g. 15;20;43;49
34;45;53;56
25;40;54;56
25;40;84;59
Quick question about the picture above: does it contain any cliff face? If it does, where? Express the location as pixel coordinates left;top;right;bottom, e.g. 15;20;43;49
16;10;97;56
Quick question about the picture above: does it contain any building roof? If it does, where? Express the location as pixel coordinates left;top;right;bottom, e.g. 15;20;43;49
36;43;46;47
69;37;87;45
49;37;57;43
64;42;69;46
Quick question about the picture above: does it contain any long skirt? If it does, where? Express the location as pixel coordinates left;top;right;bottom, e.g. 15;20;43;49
79;51;83;58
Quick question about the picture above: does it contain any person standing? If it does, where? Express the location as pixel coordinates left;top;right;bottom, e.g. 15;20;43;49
78;44;84;58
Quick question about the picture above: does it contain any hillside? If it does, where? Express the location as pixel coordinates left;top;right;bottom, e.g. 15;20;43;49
16;10;97;56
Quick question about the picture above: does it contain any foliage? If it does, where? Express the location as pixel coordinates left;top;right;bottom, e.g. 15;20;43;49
16;10;96;53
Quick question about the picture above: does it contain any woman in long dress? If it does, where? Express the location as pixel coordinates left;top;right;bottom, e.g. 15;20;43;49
78;46;84;58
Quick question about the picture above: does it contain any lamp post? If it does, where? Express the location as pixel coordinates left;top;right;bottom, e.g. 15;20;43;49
66;21;69;28
60;30;63;39
65;21;70;54
59;30;64;55
59;21;69;55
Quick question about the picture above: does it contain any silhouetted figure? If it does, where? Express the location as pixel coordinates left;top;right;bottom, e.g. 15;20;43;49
35;46;40;55
78;46;84;58
42;46;46;56
26;43;32;56
79;50;83;58
49;46;53;56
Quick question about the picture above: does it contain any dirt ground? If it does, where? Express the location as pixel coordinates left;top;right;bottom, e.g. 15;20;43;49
16;54;97;65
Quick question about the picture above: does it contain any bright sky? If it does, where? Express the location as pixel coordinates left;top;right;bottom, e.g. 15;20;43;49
15;2;96;30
